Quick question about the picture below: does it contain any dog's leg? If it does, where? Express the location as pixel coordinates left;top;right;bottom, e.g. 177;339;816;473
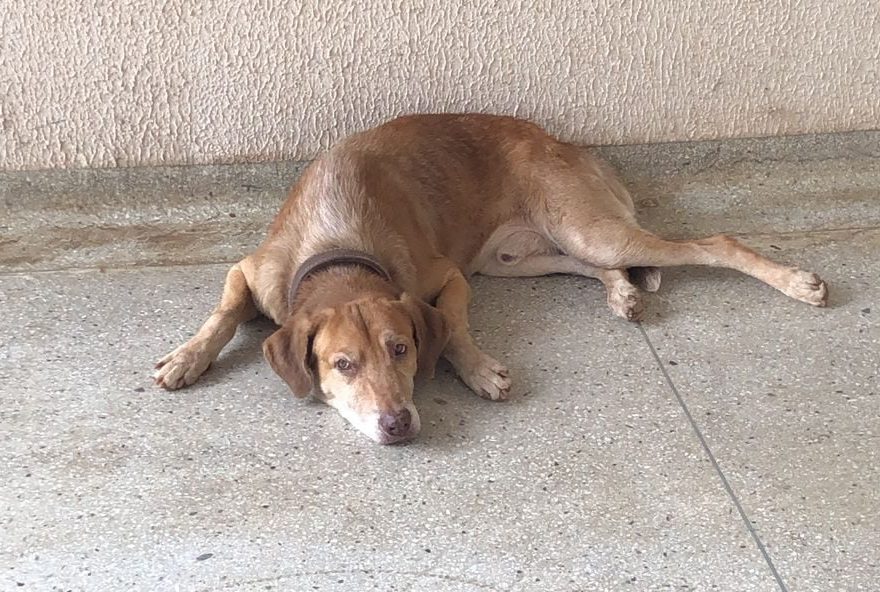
154;261;259;389
432;265;511;401
552;223;828;306
479;254;646;320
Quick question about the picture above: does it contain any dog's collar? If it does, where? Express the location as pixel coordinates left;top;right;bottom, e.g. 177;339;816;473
288;248;392;308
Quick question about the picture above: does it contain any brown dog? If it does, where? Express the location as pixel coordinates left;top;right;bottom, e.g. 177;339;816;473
155;114;827;443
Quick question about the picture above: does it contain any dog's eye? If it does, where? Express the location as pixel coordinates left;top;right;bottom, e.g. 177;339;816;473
393;343;407;357
335;359;353;372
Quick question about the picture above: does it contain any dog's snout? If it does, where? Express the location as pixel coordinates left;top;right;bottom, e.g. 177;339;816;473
379;408;412;437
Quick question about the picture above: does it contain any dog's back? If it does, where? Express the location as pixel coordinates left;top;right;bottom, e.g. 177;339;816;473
263;113;582;271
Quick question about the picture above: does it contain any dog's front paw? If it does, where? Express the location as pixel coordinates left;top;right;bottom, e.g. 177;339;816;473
782;269;828;307
607;282;644;321
458;352;511;401
154;343;213;390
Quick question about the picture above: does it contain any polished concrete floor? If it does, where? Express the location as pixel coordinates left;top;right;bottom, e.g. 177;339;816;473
1;132;878;591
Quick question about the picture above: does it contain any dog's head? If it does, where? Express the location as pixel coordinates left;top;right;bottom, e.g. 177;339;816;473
263;293;450;444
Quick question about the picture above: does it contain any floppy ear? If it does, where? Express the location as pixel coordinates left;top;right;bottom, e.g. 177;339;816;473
262;313;322;397
401;292;451;379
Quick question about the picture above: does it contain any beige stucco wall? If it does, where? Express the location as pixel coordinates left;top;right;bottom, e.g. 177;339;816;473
1;1;878;171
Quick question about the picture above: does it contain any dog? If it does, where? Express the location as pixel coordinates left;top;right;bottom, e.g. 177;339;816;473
154;113;828;444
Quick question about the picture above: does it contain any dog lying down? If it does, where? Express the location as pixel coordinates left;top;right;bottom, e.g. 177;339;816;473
155;113;828;444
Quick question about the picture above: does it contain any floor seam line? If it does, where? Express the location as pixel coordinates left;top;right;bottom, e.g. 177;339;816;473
655;224;880;242
0;260;238;277
636;323;789;592
732;224;880;238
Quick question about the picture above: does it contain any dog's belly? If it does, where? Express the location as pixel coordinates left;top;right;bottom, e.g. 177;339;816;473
469;223;559;274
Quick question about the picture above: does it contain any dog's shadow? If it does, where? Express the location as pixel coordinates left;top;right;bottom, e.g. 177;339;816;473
197;316;279;387
186;266;844;447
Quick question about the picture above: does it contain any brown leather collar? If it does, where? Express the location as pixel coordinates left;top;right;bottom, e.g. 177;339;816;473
287;248;391;308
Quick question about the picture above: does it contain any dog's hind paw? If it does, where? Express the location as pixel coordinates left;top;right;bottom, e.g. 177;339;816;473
782;269;828;307
607;282;644;321
629;266;662;293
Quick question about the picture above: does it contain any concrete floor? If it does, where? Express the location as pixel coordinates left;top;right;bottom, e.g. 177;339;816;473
1;132;879;591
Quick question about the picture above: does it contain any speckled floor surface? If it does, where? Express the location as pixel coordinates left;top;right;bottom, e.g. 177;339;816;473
2;133;879;591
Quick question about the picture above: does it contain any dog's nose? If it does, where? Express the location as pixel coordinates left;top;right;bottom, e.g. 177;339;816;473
378;409;412;437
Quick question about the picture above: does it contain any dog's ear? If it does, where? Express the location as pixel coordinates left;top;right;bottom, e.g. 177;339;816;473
263;312;323;397
401;293;450;379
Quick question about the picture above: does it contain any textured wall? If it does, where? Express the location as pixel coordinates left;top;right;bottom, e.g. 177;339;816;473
2;0;878;171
